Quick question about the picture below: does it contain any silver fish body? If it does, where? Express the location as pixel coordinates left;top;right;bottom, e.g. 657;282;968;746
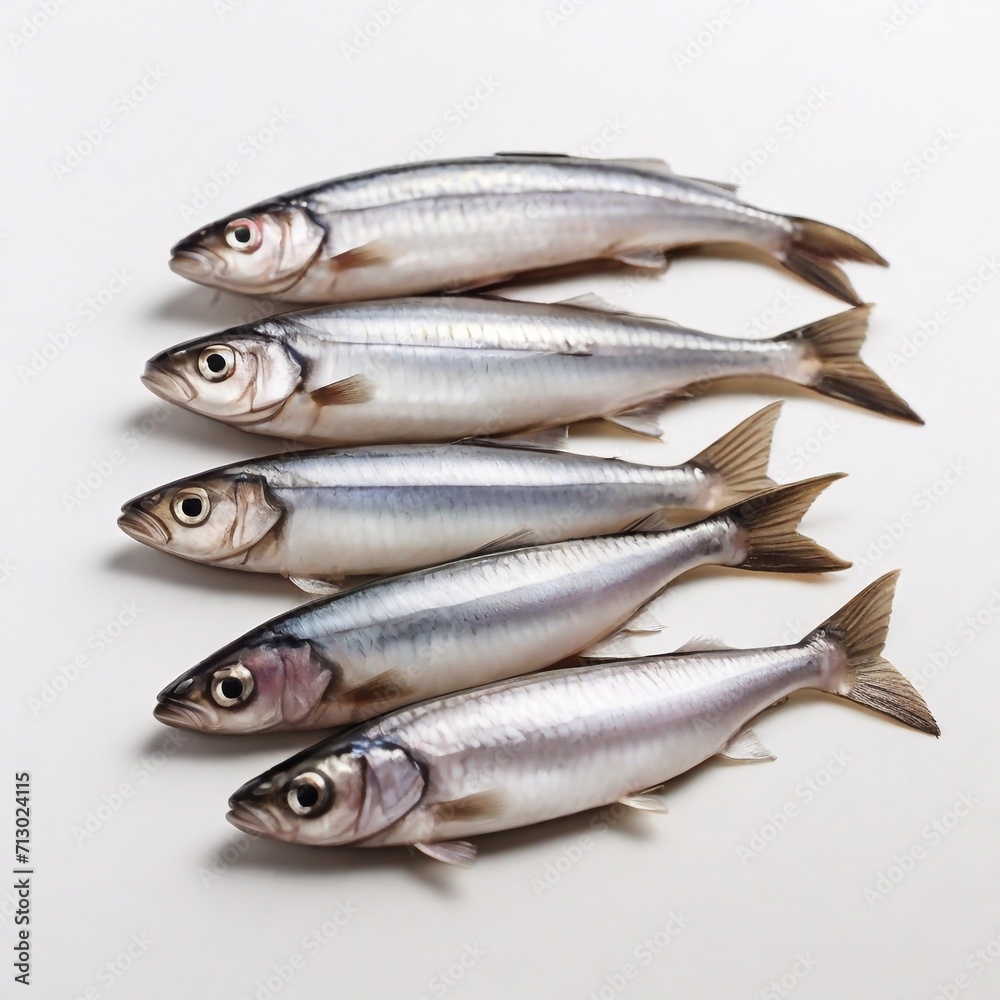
153;476;847;734
141;298;920;444
226;573;937;855
117;404;780;584
168;154;885;305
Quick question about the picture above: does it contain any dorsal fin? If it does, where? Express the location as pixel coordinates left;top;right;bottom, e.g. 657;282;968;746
555;293;680;325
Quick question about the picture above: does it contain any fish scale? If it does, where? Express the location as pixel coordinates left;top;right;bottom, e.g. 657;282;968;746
153;476;848;735
143;296;919;446
169;154;884;304
225;573;938;859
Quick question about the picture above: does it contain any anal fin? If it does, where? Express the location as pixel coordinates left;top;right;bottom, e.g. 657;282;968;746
289;575;346;596
605;401;669;438
612;247;672;271
619;792;669;813
578;632;640;661
717;727;775;762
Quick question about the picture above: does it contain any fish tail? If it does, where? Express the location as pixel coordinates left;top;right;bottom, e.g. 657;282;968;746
780;216;888;306
685;402;781;507
718;474;850;573
806;571;940;735
775;305;923;424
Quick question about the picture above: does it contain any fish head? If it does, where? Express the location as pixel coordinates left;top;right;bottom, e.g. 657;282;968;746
118;474;285;564
154;637;337;733
169;205;326;296
141;329;302;424
226;738;425;845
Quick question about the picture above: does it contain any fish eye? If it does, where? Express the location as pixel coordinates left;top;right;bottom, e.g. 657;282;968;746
210;664;255;708
286;772;333;817
197;345;236;382
224;218;262;253
171;487;210;526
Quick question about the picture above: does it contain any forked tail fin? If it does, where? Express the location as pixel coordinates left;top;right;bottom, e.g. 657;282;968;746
781;216;888;306
714;474;851;573
685;402;781;507
775;306;923;424
806;571;939;735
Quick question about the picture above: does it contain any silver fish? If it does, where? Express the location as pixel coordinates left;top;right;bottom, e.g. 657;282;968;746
153;475;848;734
140;297;920;446
226;571;938;863
168;153;885;305
118;403;781;592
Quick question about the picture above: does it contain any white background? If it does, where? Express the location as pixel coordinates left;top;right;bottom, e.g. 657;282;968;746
3;2;999;998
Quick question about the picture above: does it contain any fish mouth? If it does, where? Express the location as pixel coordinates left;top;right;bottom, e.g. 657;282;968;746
153;696;214;731
169;245;214;282
117;508;170;547
226;799;285;838
141;361;194;403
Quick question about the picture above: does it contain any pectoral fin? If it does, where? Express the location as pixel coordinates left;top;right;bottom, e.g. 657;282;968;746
415;841;477;867
331;240;392;269
309;374;375;406
345;669;410;706
717;727;775;762
434;790;507;823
